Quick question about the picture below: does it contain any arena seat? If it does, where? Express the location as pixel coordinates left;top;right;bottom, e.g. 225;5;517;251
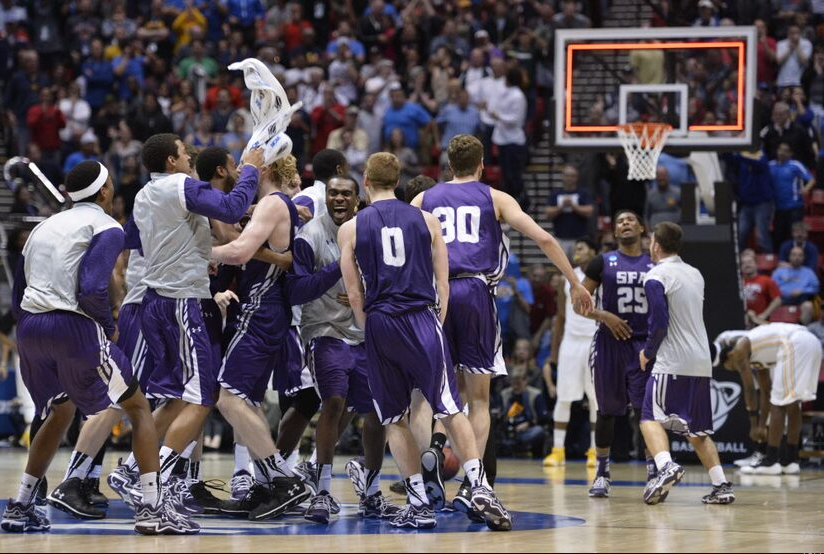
810;189;824;216
755;253;778;274
768;305;801;323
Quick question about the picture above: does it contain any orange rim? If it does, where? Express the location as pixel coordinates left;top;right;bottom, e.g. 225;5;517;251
617;123;673;149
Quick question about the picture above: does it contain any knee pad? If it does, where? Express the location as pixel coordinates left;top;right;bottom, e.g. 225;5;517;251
553;401;572;424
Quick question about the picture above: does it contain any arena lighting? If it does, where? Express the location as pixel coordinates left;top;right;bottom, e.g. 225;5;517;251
565;41;746;133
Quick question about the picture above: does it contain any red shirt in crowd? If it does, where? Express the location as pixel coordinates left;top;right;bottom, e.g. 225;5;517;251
27;104;66;152
310;104;345;156
757;36;777;84
204;85;244;111
282;20;312;53
529;280;556;334
743;274;781;314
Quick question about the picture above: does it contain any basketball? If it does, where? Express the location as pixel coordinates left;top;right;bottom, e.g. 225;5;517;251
442;447;460;480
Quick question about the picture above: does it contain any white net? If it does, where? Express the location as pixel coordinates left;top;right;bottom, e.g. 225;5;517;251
616;123;673;181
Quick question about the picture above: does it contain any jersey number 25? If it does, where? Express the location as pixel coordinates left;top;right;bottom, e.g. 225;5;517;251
617;286;648;314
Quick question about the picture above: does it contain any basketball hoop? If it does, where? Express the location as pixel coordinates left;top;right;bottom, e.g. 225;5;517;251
616;123;673;181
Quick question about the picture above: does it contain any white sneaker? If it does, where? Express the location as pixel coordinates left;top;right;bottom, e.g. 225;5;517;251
781;463;801;475
734;452;765;468
741;462;782;476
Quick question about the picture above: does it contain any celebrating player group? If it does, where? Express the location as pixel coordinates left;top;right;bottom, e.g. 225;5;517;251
4;124;752;537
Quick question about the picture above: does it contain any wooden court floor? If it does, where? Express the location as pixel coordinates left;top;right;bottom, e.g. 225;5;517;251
1;450;822;552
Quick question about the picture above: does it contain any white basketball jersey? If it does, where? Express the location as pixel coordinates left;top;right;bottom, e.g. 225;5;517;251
564;266;598;339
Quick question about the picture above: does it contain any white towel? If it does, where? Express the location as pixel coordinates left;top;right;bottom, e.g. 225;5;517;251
228;58;303;165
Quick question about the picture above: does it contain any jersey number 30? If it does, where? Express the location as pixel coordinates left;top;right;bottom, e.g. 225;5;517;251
433;206;481;244
617;286;648;314
381;227;406;267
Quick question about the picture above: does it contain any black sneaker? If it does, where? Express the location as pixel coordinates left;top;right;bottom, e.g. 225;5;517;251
359;491;402;519
304;492;334;524
219;483;273;517
389;503;437;529
389;480;406;495
249;477;311;521
47;478;106;520
421;448;446;511
34;478;47;507
702;482;735;505
81;478;109;508
188;481;223;514
452;477;484;523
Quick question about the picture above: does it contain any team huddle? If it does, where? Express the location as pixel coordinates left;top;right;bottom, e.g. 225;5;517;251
7;127;817;536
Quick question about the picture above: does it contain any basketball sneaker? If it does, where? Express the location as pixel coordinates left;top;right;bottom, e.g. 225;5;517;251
293;461;318;496
643;462;684;505
134;500;200;535
543;447;566;467
701;482;735;505
219;483;273;517
108;459;141;508
229;470;254;501
588;474;611;498
345;458;367;498
81;478;109;508
249;477;311;521
421;448;446;510
586;448;597;469
389;503;437;529
188;481;223;514
470;485;513;531
1;500;51;533
733;451;765;468
782;463;801;475
165;475;204;515
359;491;401;519
452;477;484;523
304;492;335;524
741;462;782;476
47;477;107;519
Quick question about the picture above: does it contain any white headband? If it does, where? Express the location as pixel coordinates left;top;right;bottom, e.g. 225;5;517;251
68;162;109;202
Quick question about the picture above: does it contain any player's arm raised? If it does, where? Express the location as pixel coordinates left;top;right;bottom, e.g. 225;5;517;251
424;211;450;324
338;218;366;329
210;193;284;265
492;188;593;315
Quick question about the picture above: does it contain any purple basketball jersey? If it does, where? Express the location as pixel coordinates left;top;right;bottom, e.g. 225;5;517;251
235;191;298;302
593;250;654;339
420;181;509;284
354;199;437;315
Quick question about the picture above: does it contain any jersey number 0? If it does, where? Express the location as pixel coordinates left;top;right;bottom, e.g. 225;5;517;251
381;227;406;267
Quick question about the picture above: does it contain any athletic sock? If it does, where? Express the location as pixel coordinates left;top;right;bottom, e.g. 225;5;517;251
318;464;333;494
646;456;658;480
708;465;727;487
254;452;294;482
64;451;93;481
233;444;251;476
188;461;202;484
405;474;428;507
140;472;161;508
125;452;138;471
159;446;181;482
589;430;596;451
309;448;318;464
365;468;381;497
653;451;673;471
430;432;447;452
15;474;41;505
463;458;490;489
553;429;567;450
88;465;103;479
286;449;299;471
764;446;780;466
253;461;267;485
596;454;611;477
784;444;799;466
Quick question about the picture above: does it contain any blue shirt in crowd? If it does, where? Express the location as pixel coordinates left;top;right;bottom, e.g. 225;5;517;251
769;158;812;211
779;240;820;272
383;102;431;149
772;266;820;301
436;104;481;148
